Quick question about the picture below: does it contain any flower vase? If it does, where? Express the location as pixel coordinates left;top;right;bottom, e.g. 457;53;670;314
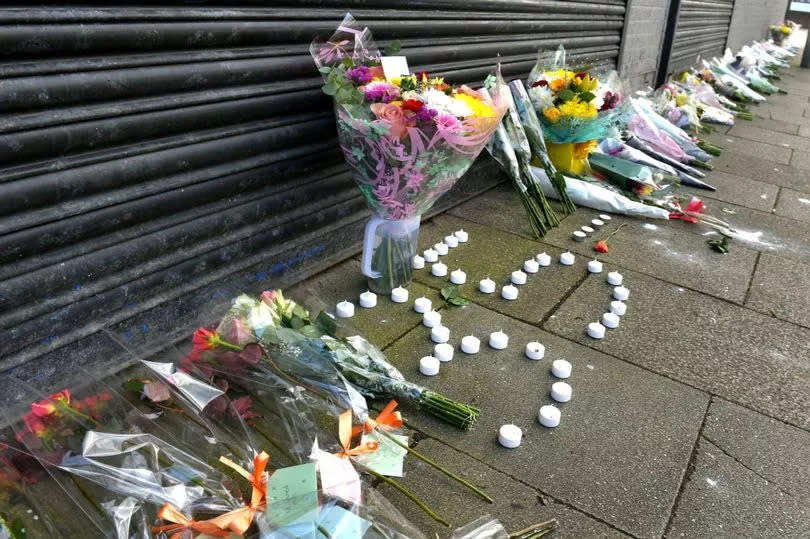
546;140;597;175
361;215;421;294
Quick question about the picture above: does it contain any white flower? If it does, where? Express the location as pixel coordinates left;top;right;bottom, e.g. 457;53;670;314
422;88;452;111
528;85;554;111
248;302;278;338
401;90;422;102
446;97;474;117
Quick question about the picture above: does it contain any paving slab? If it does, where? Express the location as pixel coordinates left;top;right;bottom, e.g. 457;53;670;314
703;398;810;500
543;268;810;431
774;187;810;222
746;253;810;329
415;214;586;327
665;440;810;538
789;147;810;170
376;437;631;538
542;213;758;303
729;123;810;151
287;258;444;349
703;132;792;164
682;170;778;212
383;302;708;538
737;116;800;135
448;182;571;241
709;148;810;192
768;106;810;126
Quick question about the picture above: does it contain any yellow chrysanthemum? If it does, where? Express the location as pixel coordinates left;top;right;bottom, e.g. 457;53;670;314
453;93;494;118
558;99;598;120
543;107;562;123
545;70;576;81
573;140;598;160
675;93;688;107
572;74;599;93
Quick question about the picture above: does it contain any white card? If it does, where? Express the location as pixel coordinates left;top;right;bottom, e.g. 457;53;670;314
381;56;410;81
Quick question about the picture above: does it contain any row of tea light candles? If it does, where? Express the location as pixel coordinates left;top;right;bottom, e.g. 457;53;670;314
571;214;612;242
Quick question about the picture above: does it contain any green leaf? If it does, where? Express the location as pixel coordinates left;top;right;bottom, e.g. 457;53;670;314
292;304;310;321
578;91;596;103
122;379;145;394
290;317;306;330
440;285;458;301
557;89;575;102
448;296;470;306
322;82;338;96
707;236;730;254
384;39;401;55
318;66;333;74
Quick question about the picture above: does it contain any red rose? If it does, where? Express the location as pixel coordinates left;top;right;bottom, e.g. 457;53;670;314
401;99;424;112
576;72;588;79
594;241;609;253
531;80;548;88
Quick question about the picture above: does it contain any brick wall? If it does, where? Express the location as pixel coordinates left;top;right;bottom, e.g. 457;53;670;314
618;0;672;89
727;0;790;51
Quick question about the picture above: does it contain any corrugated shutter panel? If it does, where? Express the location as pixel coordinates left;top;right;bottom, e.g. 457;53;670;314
669;0;735;73
0;2;626;375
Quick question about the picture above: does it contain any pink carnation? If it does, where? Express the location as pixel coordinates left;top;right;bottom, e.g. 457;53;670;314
435;113;463;134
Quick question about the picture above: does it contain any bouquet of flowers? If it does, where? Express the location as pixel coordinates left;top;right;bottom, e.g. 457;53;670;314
770;23;792;46
311;14;506;294
526;45;629;174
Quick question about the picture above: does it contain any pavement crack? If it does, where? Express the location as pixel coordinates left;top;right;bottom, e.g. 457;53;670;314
701;434;796;498
742;251;762;306
662;396;712;539
538;271;591;328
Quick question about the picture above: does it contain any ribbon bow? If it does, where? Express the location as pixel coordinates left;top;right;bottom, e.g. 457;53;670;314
152;504;232;539
209;451;271;535
353;400;404;436
337;410;379;459
669;197;705;223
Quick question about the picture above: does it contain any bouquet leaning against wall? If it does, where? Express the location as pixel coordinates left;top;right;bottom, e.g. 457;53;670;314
311;14;506;294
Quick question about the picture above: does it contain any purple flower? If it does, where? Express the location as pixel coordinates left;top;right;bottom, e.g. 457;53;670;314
415;106;438;122
435;113;463;134
405;169;425;190
362;81;400;103
345;66;373;85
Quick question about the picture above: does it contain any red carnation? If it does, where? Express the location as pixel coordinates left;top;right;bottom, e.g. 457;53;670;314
576;72;588;79
531;80;549;88
401;99;424;112
594;241;609;254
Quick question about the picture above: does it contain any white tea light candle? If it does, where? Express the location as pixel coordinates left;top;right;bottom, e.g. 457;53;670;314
560;251;576;265
511;270;527;285
525;342;545;360
430;325;450;344
551;381;572;403
419;356;440;376
501;284;519;300
434;343;454;362
460;335;480;354
498;424;522;448
523;259;539;274
551;359;572;379
591;218;605;228
479;277;496;294
454;229;469;242
572;230;587;242
538;405;561;428
423;249;439;263
587;259;603;273
434;242;449;256
450;268;467;284
335;300;355;318
587;322;606;340
599;214;612;221
423;310;441;328
489;330;509;350
444;235;459;248
602;312;620;329
391;286;409;303
613;286;630;301
610;300;627;316
413;296;432;314
607;271;623;286
431;262;448;277
412;255;425;269
359;291;377;308
581;226;595;235
536;252;551;266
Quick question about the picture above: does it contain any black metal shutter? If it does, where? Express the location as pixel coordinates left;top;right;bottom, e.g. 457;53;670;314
668;0;735;74
0;2;626;375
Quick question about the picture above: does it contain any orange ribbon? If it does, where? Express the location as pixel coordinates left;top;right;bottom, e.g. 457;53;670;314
152;451;270;538
352;400;404;437
337;409;379;459
152;503;232;539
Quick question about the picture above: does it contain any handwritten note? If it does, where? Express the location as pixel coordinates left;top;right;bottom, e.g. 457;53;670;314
264;463;319;538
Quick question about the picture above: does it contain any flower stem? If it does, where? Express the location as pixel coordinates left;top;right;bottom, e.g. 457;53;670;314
509;519;557;538
598;223;626;243
364;468;450;528
376;429;492;503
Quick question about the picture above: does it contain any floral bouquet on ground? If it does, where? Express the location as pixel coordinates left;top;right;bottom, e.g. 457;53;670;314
527;45;629;175
770;23;792;46
311;14;506;294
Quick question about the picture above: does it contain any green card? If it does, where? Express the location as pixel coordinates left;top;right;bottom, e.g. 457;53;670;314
354;432;408;477
265;463;319;538
318;505;371;538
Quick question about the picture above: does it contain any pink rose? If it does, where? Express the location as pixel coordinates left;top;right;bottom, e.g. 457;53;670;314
370;103;408;139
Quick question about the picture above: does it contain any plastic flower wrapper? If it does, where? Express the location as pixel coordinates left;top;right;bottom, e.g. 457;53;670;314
526;45;630;174
705;60;767;103
311;14;507;294
481;85;560;237
588;152;670;195
622;135;713;190
631;98;713;163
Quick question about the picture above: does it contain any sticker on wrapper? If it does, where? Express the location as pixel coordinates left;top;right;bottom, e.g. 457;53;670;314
264;463;319;538
380;56;410;80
